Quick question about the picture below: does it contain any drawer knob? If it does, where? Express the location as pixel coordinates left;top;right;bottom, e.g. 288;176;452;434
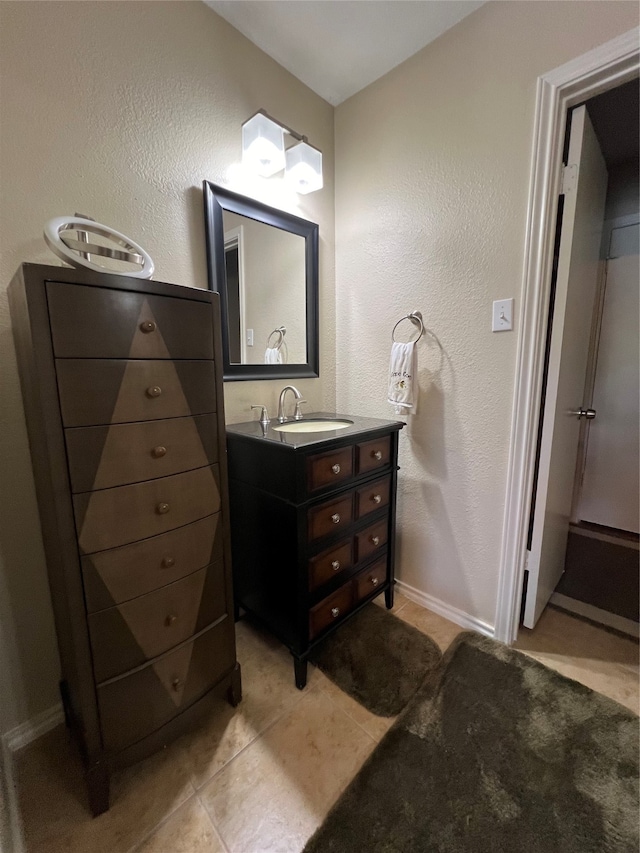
165;614;177;626
331;607;340;618
156;502;170;514
370;535;380;546
152;445;167;458
331;463;341;474
161;555;175;568
372;450;383;460
331;560;341;572
331;513;341;524
140;320;157;333
371;577;379;587
171;678;182;691
371;494;382;504
146;385;162;398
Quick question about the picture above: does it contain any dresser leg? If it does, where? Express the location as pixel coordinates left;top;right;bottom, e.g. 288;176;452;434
385;584;395;609
59;679;72;728
294;658;308;690
86;762;110;817
227;662;242;707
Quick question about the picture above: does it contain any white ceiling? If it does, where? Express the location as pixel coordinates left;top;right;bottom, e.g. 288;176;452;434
205;1;485;106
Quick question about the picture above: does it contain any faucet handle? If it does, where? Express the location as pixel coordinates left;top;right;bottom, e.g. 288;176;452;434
251;404;270;426
293;399;307;420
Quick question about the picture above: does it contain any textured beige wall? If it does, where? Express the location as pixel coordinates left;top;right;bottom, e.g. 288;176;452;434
335;1;638;628
0;1;334;732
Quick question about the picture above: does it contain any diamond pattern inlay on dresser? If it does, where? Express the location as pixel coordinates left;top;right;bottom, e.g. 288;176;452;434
9;264;241;817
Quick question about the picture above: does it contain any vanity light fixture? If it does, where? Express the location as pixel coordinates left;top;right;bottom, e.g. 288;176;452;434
241;109;323;193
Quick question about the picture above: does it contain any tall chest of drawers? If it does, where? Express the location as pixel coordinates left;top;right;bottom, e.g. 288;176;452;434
9;263;241;815
226;414;403;688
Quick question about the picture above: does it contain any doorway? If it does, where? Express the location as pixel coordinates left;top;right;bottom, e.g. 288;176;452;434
494;27;640;646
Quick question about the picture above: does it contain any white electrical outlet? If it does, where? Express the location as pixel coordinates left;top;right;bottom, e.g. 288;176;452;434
247;328;254;346
492;299;513;332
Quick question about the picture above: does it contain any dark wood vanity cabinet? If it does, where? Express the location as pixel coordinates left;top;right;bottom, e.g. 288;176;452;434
9;264;240;816
226;416;403;688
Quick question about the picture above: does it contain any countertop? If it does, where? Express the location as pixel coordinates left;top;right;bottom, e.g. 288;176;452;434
225;412;404;450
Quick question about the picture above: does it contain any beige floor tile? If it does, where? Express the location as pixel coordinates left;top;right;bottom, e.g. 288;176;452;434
396;600;463;651
15;725;194;853
179;653;320;789
235;618;290;681
372;589;410;614
199;688;376;853
314;669;397;741
515;607;639;714
133;795;225;853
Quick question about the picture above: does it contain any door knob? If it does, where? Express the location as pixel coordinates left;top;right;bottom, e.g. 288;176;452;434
569;407;596;420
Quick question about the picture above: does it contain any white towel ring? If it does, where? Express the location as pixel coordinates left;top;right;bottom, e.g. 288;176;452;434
392;311;425;343
267;326;286;349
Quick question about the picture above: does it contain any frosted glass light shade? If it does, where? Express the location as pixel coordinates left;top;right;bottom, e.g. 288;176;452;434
242;113;285;177
285;142;323;194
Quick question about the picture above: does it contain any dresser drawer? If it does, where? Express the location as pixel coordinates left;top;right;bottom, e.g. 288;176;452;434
89;563;227;682
65;414;218;492
356;436;391;475
56;359;217;427
47;282;214;360
82;514;224;611
309;582;353;640
355;475;391;519
355;518;388;562
306;446;353;492
98;617;235;752
308;539;353;591
74;465;221;554
308;493;354;542
353;557;387;604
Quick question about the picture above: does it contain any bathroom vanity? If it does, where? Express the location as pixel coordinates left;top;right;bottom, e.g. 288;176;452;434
226;413;404;687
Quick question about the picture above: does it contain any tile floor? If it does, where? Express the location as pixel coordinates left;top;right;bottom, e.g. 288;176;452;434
11;596;639;853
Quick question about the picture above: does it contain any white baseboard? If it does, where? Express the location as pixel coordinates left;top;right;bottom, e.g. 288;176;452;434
3;703;64;754
395;580;494;639
550;593;640;639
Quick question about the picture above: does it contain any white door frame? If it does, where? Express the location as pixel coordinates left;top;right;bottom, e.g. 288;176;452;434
493;27;640;645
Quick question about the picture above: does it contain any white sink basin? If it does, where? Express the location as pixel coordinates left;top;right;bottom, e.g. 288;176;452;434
273;419;353;433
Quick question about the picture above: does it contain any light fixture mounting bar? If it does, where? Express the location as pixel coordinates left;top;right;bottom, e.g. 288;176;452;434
250;108;311;146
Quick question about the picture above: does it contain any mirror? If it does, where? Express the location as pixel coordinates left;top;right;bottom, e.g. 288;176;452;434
203;182;319;381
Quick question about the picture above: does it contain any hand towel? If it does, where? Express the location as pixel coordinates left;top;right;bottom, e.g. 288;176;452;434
388;341;418;415
264;346;283;364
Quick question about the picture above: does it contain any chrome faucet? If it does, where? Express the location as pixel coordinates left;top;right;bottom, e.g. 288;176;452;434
277;385;305;423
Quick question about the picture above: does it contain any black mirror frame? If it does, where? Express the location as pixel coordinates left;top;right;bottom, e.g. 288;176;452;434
203;181;319;381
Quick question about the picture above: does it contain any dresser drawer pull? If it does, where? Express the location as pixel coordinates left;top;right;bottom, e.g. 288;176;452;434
165;614;178;626
161;555;175;568
370;535;380;546
331;607;340;618
156;502;170;515
146;385;162;398
331;513;341;524
152;445;167;458
140;320;157;334
370;577;379;587
331;463;341;474
372;450;383;460
171;678;182;692
331;560;341;572
371;494;382;504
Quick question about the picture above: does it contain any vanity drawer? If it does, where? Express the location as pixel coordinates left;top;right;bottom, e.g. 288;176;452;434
308;539;353;591
353;557;387;604
309;582;353;640
306;446;353;492
74;465;221;554
56;359;217;427
81;514;224;612
89;563;227;682
308;493;354;542
65;414;218;492
47;282;214;360
355;475;391;519
356;436;391;475
355;519;388;562
97;616;235;752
